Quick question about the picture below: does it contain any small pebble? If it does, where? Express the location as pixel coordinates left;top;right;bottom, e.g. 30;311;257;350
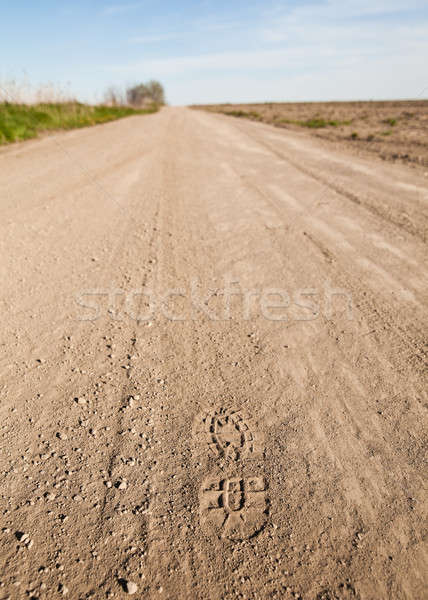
58;583;69;595
124;580;137;595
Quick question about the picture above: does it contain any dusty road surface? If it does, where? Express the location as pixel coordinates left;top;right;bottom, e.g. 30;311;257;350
0;107;427;600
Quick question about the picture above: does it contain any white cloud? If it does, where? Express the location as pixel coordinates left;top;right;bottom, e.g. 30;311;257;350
101;0;428;104
129;18;246;44
168;49;428;105
260;0;428;43
265;0;427;21
106;48;313;75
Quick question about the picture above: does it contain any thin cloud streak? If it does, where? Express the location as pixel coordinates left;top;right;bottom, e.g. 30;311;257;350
129;18;248;44
106;21;427;77
129;33;179;44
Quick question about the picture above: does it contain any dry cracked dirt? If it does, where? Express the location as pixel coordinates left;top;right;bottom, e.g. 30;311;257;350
0;107;427;599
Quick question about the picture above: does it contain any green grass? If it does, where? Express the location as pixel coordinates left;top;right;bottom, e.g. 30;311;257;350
277;117;351;128
0;101;158;145
223;109;261;120
383;117;397;127
299;118;352;128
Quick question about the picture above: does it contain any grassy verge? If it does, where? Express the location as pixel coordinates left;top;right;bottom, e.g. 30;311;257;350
0;102;158;145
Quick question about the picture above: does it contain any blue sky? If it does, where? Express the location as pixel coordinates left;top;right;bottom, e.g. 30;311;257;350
1;0;427;105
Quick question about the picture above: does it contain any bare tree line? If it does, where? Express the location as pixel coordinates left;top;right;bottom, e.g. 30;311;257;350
104;80;165;107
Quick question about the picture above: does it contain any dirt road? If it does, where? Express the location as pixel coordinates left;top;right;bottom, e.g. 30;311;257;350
0;107;427;599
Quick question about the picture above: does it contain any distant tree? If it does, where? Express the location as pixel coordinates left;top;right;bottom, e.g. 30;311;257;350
103;85;125;106
126;83;147;107
126;80;165;106
145;80;165;104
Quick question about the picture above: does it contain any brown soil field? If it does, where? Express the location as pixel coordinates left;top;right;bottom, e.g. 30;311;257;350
194;100;428;170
